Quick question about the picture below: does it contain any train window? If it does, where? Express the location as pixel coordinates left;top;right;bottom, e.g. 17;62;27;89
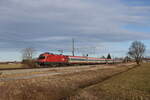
70;58;86;61
38;56;45;59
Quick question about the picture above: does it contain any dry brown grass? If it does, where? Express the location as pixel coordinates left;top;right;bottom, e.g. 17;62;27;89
0;64;134;100
0;64;22;69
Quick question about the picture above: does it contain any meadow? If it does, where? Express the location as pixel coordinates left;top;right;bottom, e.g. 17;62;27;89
68;63;150;100
0;63;135;100
1;63;150;100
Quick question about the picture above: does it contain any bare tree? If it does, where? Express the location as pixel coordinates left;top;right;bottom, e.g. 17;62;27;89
21;48;38;68
128;41;146;65
22;48;36;60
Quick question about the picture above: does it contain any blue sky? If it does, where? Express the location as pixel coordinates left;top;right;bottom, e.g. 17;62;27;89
0;0;150;61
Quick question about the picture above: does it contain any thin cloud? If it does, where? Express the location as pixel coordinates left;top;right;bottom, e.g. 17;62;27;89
0;0;150;51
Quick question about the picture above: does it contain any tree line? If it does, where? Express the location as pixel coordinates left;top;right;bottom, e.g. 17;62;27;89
21;40;146;66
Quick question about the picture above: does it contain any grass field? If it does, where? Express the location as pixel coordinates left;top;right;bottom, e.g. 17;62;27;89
68;63;150;100
0;64;22;69
1;63;149;100
0;64;134;100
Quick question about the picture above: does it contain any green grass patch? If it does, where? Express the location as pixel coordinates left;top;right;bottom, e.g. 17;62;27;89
71;63;150;100
100;63;150;93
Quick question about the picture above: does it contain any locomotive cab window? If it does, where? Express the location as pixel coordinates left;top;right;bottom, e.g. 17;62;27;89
38;56;45;59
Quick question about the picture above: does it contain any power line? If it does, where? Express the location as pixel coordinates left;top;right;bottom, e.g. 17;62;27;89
72;38;75;56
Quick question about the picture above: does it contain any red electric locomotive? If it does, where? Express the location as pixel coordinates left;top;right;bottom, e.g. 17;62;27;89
37;52;68;66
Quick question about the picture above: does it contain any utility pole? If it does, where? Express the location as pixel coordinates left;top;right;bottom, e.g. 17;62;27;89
72;38;75;56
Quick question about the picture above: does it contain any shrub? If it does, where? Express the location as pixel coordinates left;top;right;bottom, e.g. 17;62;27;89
22;59;39;68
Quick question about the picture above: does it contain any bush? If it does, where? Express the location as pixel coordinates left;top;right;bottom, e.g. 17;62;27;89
22;59;39;68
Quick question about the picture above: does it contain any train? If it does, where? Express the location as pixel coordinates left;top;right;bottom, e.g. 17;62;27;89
36;52;122;66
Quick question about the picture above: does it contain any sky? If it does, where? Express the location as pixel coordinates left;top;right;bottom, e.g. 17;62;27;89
0;0;150;61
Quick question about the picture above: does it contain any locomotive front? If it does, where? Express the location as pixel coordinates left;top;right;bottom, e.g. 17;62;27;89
37;53;69;66
37;53;48;65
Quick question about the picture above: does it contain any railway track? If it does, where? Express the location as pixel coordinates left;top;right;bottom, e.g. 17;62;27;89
0;63;111;73
0;67;52;71
0;62;122;71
